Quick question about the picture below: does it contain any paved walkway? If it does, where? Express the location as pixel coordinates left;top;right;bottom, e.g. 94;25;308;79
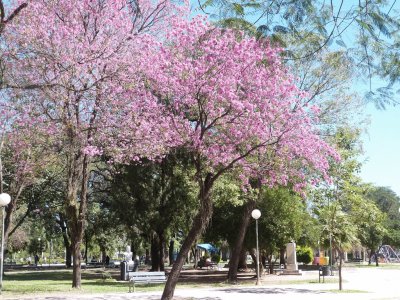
3;267;400;300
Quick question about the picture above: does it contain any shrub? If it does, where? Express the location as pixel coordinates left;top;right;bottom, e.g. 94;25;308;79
297;246;313;264
211;254;221;263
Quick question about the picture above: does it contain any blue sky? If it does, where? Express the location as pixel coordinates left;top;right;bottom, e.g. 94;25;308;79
360;103;400;197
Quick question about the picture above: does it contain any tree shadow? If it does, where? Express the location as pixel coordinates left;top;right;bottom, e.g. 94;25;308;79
219;287;327;294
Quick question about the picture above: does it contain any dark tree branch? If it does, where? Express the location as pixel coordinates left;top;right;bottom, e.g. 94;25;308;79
4;3;27;24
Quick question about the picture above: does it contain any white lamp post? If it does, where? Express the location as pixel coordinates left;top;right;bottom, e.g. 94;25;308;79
251;209;261;285
0;193;11;294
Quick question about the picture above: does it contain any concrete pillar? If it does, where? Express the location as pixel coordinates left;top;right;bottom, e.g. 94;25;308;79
286;242;298;271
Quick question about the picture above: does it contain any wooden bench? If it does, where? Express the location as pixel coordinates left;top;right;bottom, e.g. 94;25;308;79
128;271;167;292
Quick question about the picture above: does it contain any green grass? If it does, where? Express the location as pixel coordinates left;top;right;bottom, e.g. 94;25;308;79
1;268;371;296
2;269;165;295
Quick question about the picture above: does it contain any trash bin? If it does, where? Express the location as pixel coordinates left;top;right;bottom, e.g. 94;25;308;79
321;266;330;276
120;261;128;281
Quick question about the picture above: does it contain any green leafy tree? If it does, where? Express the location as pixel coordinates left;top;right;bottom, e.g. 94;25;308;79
253;187;310;274
366;186;400;247
347;185;387;266
108;153;197;271
311;126;373;289
319;203;358;290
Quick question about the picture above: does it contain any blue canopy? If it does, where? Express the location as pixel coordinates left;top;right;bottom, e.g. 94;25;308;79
196;243;218;253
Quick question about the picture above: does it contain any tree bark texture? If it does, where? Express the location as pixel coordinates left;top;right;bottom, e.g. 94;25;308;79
158;231;165;271
168;239;174;266
58;214;72;268
227;199;256;283
65;149;89;288
151;233;161;271
161;176;213;300
238;247;248;269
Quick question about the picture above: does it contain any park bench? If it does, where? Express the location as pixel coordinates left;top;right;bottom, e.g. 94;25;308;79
350;258;364;264
128;271;167;292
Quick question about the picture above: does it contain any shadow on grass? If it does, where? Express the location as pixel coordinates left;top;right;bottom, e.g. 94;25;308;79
5;270;72;281
4;268;118;281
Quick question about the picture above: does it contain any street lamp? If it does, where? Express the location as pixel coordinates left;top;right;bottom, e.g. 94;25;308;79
0;193;11;295
251;209;261;285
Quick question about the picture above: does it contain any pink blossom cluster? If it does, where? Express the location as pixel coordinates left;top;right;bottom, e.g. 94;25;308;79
147;19;339;189
2;0;338;193
4;0;184;162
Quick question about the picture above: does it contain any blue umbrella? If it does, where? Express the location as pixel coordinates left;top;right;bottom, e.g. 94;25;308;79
196;243;219;253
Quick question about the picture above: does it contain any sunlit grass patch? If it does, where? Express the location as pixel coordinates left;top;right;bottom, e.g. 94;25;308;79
1;269;166;295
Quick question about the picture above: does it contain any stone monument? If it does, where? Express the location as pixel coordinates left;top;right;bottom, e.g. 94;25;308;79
124;246;135;270
124;246;133;262
282;242;302;275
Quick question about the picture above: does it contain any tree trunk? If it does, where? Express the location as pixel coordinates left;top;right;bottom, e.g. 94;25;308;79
227;199;256;282
168;239;174;266
279;247;286;266
145;248;150;265
101;246;106;264
158;231;165;271
368;249;372;265
260;253;266;269
267;254;274;274
58;214;72;268
238;247;247;269
71;234;82;288
66;246;72;268
375;251;379;266
151;233;160;271
193;248;199;268
161;176;213;300
65;150;89;288
84;235;89;265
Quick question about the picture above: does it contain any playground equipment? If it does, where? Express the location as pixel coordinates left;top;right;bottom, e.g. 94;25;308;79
372;245;400;263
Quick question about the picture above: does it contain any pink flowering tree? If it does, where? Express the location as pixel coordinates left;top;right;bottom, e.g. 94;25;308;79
0;100;53;253
3;0;183;288
140;19;338;299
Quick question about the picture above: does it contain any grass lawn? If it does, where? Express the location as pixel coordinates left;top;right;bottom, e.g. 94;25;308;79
2;268;234;296
1;267;360;297
2;268;165;296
